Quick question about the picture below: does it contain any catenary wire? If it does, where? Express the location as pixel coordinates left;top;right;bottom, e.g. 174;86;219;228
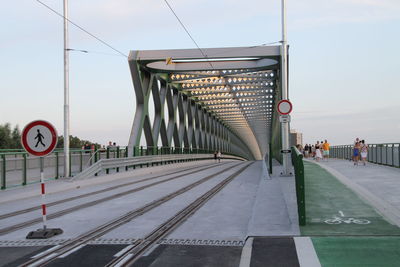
35;0;128;58
163;0;214;69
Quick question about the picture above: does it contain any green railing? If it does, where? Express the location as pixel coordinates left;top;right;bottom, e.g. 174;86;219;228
330;143;400;168
291;146;306;226
0;146;236;190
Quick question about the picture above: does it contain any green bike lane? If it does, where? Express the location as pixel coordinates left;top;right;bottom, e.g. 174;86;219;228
301;161;400;266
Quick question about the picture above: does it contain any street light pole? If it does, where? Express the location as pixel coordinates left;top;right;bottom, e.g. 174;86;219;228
63;0;70;177
281;0;291;175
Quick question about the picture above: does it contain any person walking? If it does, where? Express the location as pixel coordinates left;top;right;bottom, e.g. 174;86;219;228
213;151;218;162
352;137;360;162
315;141;322;162
353;141;361;165
322;139;330;161
360;140;368;166
217;151;222;163
304;144;309;158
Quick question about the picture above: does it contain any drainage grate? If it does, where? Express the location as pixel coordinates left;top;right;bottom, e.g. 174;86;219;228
88;238;138;245
0;239;70;247
157;238;244;247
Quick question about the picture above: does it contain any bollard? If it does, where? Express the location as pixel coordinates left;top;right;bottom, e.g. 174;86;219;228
106;147;110;174
23;154;27;185
69;152;72;177
1;154;6;189
125;147;129;171
55;152;59;179
116;146;120;172
80;151;83;172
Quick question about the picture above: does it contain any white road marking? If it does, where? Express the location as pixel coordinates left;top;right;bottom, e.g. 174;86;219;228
58;244;86;258
31;245;61;258
142;244;159;257
294;237;321;267
313;161;400;227
114;244;135;257
114;253;134;267
28;253;58;267
239;237;254;267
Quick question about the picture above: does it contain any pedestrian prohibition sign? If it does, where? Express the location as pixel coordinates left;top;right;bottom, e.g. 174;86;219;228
21;120;58;157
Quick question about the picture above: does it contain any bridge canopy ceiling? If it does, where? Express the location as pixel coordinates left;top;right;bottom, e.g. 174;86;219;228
129;46;282;160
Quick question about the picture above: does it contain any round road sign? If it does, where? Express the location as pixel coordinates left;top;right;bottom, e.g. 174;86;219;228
21;120;58;157
277;100;293;115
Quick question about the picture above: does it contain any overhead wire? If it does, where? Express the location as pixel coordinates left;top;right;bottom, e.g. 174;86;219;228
163;0;214;70
35;0;128;58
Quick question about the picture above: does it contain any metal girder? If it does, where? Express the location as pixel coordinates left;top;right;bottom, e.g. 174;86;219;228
128;46;283;160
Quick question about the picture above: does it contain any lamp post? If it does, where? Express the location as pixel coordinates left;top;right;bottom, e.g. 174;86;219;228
63;0;70;177
281;0;291;176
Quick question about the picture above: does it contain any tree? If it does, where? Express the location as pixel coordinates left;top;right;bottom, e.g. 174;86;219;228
11;125;21;149
1;123;100;150
0;123;21;149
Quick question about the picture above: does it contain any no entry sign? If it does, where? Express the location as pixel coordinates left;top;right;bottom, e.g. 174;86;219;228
277;100;293;115
21;120;58;157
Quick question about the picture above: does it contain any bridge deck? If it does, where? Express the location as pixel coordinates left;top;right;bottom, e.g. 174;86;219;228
0;159;399;266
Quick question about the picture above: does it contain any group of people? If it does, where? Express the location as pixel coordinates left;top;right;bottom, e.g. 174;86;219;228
300;140;330;162
213;151;222;162
352;137;368;166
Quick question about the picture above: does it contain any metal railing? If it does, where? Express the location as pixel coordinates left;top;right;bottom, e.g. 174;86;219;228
330;143;400;168
291;146;306;226
0;146;238;189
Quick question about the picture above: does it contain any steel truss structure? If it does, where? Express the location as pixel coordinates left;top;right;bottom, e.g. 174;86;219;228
127;46;282;160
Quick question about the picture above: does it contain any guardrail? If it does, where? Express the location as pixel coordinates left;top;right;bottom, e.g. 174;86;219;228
291;146;306;226
330;143;400;168
0;146;240;189
74;154;245;180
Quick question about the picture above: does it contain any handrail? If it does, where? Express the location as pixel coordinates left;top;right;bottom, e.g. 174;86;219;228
72;154;246;180
330;143;400;168
291;146;306;226
0;146;244;190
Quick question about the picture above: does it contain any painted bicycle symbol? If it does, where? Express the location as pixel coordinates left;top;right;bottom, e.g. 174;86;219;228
324;216;370;225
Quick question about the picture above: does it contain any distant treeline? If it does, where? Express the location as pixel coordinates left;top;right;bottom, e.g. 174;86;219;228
0;123;100;149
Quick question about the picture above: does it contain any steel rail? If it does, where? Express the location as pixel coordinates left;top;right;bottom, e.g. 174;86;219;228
0;162;231;235
106;162;252;266
0;161;221;221
18;162;247;267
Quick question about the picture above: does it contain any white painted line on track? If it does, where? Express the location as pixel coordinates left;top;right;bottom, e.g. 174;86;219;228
28;253;58;267
113;244;135;257
31;245;61;258
114;253;134;267
312;161;400;227
239;237;253;267
294;237;321;267
142;244;159;257
58;244;86;258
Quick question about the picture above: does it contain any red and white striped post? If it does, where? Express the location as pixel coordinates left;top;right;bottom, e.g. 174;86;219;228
21;120;63;239
40;157;48;230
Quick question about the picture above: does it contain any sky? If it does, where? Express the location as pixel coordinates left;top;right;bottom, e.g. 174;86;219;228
1;0;399;147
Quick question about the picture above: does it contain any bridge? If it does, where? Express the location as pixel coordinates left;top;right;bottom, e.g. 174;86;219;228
0;46;400;266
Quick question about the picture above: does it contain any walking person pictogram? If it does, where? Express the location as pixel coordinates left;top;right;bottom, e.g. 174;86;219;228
34;129;45;147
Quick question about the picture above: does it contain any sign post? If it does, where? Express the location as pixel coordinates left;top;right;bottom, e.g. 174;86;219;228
277;99;293;176
21;120;63;239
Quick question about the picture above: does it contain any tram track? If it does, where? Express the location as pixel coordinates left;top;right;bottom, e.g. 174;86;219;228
18;162;251;267
0;161;222;221
106;162;253;267
0;162;230;235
